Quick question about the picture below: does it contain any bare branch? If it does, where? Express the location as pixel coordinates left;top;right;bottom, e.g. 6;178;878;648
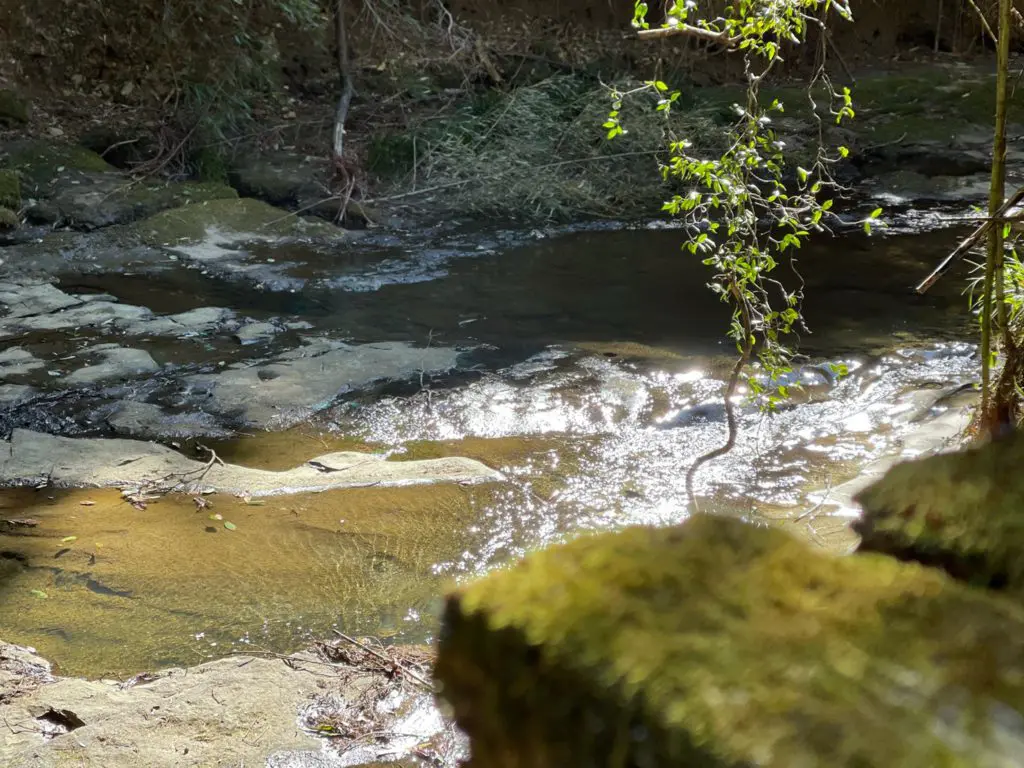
637;23;740;47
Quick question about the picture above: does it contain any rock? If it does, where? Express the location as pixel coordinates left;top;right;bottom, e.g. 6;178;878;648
0;90;29;127
0;281;234;339
0;429;502;495
136;197;344;248
0;347;45;378
0;169;20;209
105;401;234;440
0;207;18;230
78;127;155;170
228;152;326;207
190;339;460;428
0;384;35;406
233;320;279;344
48;178;238;230
64;345;160;386
854;430;1024;591
0;642;53;705
2;140;114;191
436;515;1024;767
0;653;339;767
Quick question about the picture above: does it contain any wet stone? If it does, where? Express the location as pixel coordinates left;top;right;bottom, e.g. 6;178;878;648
0;347;44;378
64;345;160;386
436;514;1024;767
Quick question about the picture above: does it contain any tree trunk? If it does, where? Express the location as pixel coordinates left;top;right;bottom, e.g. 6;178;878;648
981;0;1013;434
332;0;354;167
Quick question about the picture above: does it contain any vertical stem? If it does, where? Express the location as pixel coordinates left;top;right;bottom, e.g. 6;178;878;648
983;0;1011;432
332;0;354;166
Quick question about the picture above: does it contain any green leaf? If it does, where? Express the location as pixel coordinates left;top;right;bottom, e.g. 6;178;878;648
870;207;882;219
30;589;48;599
61;536;77;544
224;521;237;531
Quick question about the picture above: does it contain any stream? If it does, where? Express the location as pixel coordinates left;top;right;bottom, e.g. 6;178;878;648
0;216;982;678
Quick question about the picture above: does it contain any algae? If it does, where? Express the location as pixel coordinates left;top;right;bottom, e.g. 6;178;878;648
436;515;1024;767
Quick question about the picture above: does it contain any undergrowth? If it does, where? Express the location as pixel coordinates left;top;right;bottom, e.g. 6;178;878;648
369;74;735;220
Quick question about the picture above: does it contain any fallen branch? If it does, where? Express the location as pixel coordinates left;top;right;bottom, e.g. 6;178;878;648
915;184;1024;294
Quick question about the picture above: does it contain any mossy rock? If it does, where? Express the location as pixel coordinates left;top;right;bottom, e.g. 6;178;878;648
0;89;29;126
0;207;19;230
0;169;20;209
854;431;1024;592
51;179;238;230
436;515;1024;767
2;140;114;191
136;197;344;247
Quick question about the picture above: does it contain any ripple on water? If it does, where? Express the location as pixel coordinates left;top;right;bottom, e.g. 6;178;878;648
0;342;978;677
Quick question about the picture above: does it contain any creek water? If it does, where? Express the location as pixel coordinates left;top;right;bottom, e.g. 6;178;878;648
0;220;981;677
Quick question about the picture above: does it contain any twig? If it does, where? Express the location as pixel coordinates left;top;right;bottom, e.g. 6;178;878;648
331;630;433;690
916;184;1024;293
964;0;999;46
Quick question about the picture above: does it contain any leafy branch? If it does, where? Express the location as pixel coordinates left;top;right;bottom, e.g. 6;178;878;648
622;0;859;511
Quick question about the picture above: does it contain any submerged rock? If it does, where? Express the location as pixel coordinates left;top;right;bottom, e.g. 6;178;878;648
189;339;460;428
105;401;234;440
855;430;1024;591
0;429;502;495
436;514;1024;767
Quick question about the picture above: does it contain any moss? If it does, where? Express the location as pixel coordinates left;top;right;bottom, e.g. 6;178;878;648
0;169;20;209
854;431;1024;592
0;207;19;230
0;89;29;125
3;140;115;190
135;197;344;246
436;515;1024;767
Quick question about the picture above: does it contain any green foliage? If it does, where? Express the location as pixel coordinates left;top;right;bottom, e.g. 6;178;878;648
619;0;858;410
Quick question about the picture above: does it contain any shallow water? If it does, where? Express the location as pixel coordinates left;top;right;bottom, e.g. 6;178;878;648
0;221;982;677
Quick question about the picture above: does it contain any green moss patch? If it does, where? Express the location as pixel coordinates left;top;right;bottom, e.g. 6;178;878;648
136;197;344;246
0;89;29;126
854;432;1024;591
0;170;20;209
437;515;1024;767
2;140;114;190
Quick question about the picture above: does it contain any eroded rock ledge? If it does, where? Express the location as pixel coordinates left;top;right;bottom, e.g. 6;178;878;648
0;429;502;496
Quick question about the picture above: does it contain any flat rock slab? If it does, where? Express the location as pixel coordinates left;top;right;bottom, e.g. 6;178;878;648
0;653;339;767
437;515;1024;767
190;339;460;428
855;430;1024;591
0;429;502;496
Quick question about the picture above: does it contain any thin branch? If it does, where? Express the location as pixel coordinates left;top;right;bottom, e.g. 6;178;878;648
637;23;740;47
915;184;1024;294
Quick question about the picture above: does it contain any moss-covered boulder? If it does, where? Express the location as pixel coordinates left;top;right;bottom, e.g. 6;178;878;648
136;197;344;246
50;178;237;230
2;140;114;191
436;515;1024;767
854;432;1024;591
0;90;29;126
0;207;19;230
0;169;20;210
